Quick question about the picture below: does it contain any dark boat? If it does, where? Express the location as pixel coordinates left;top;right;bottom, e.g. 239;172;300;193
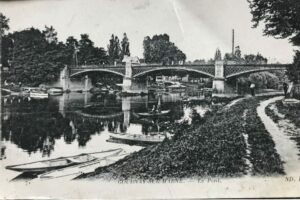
5;148;122;173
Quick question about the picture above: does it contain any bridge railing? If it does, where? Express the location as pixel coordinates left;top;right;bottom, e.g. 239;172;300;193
70;64;125;69
69;63;217;69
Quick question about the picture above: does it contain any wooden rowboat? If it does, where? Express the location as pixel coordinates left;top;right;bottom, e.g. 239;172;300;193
30;90;49;99
137;110;170;117
38;152;128;179
107;133;166;146
5;148;122;173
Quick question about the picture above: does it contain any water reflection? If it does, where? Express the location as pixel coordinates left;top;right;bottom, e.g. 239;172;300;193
1;92;189;157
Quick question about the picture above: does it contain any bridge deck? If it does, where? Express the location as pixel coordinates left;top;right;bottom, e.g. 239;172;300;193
69;63;291;78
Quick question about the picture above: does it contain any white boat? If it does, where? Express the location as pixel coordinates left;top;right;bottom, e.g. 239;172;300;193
137;110;170;117
107;133;166;145
166;82;186;92
30;90;49;99
6;148;122;173
39;151;128;179
48;87;63;95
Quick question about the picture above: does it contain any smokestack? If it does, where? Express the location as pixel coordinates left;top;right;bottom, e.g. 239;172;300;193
232;29;235;56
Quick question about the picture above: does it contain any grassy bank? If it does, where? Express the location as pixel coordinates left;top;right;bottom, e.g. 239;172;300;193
265;100;300;156
80;96;284;181
275;101;300;129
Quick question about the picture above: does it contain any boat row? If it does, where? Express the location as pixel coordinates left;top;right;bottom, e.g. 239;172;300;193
21;87;64;99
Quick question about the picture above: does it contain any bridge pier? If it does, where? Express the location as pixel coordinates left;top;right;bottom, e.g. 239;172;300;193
84;75;92;92
212;61;225;93
122;97;131;132
60;66;70;91
122;58;133;92
212;78;225;93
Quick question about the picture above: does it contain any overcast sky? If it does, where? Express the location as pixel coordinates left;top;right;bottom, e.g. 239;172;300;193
0;0;296;63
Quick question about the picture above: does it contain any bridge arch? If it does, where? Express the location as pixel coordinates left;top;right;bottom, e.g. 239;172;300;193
133;66;215;78
70;69;125;78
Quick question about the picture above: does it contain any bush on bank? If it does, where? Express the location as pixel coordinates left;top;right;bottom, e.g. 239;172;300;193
80;96;284;180
275;100;300;129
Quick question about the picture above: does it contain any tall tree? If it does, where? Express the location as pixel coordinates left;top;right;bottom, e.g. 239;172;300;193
248;0;300;45
0;13;9;37
214;48;222;61
3;28;70;86
42;25;58;44
121;33;130;60
78;34;107;65
65;36;79;66
287;51;300;84
244;53;268;64
1;13;10;70
107;34;121;64
248;0;300;84
107;34;122;64
143;34;186;64
113;36;121;62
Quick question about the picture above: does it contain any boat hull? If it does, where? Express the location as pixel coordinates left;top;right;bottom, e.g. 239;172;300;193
107;134;165;146
5;148;122;173
30;92;49;99
137;110;170;117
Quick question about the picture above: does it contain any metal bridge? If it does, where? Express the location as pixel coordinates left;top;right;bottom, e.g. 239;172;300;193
69;63;290;79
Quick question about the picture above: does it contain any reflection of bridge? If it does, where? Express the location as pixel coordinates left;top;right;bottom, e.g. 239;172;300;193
61;59;291;93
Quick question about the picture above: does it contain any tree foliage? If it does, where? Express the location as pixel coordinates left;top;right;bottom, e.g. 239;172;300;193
248;0;300;46
287;50;300;84
2;24;108;86
107;34;121;64
0;12;9;37
121;33;130;60
244;53;268;64
3;28;67;86
248;0;300;83
43;25;58;44
78;34;107;65
143;34;186;64
214;48;222;61
224;46;244;63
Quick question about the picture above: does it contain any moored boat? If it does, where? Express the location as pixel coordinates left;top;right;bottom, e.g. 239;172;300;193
5;148;122;173
137;110;170;117
107;133;166;146
30;89;49;99
38;151;128;179
48;87;63;95
167;84;186;92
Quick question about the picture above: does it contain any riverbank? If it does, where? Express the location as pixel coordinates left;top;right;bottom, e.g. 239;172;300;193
265;98;300;173
79;95;284;181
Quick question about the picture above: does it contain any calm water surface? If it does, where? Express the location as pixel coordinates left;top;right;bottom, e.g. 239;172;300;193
0;92;210;181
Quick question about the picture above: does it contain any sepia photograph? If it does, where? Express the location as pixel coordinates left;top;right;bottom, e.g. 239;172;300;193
0;0;300;199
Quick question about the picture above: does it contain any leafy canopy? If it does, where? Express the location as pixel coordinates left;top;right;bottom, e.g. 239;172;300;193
248;0;300;46
143;34;186;64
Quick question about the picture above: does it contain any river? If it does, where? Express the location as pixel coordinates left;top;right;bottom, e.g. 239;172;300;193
0;91;210;181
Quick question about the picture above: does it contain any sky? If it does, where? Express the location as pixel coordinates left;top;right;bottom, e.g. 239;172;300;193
0;0;296;63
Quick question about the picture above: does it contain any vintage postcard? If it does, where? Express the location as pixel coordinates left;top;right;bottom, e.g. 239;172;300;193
1;0;300;199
